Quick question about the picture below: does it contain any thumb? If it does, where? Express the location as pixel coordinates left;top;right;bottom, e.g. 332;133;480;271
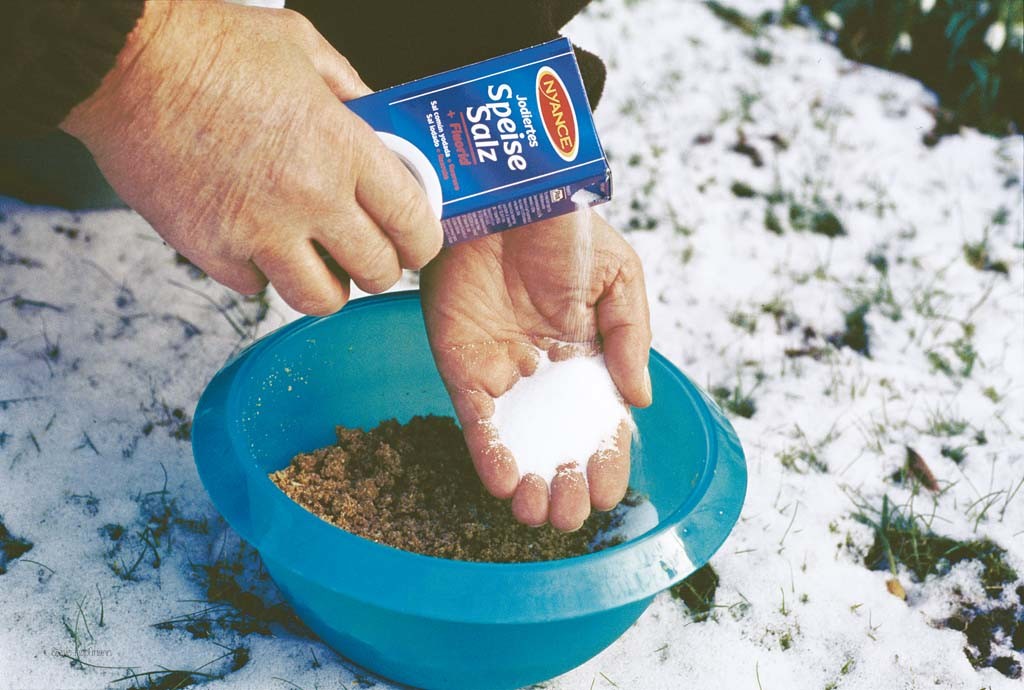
597;253;653;408
308;33;373;100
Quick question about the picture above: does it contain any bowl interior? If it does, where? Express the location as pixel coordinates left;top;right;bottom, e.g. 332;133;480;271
231;293;710;528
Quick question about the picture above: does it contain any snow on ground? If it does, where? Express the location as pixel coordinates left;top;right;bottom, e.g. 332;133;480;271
1;1;1022;689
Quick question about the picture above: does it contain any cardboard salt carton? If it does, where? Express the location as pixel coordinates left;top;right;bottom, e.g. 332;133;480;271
346;38;611;247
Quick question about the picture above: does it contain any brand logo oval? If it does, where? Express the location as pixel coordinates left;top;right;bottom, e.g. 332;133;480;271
536;67;578;162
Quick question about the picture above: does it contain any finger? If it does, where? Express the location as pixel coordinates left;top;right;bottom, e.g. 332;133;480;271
517;347;540;378
444;386;520;499
461;419;519;500
315;207;402;294
549;465;590;532
190;256;268;296
511;474;549;527
429;342;534;501
587;420;632;511
253;240;350;315
596;248;653;407
355;135;444;270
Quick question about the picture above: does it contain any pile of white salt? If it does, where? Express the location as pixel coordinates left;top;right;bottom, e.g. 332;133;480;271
489;349;631;486
486;190;632;488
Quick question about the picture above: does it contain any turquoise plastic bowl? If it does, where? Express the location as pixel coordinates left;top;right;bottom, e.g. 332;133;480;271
192;290;746;689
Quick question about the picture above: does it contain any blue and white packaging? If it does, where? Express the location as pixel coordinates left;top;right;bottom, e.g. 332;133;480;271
346;38;611;247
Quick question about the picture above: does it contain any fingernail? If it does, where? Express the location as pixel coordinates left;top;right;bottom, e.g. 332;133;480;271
643;368;652;401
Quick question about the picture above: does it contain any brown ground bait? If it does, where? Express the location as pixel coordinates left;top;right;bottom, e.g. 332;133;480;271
269;415;627;563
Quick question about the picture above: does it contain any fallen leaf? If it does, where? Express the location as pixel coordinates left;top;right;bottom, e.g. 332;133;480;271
886;577;907;600
905;446;940;492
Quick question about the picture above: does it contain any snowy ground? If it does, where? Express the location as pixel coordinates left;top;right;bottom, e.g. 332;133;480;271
1;0;1022;689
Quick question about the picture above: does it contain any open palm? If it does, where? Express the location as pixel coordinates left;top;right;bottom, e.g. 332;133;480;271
420;210;652;531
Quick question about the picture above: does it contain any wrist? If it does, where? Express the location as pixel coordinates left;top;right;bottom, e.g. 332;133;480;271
59;0;173;144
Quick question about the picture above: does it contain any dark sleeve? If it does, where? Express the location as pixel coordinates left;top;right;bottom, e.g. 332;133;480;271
289;0;606;110
0;0;146;137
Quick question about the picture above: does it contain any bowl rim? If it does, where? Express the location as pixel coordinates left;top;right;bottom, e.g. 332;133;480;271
193;290;746;624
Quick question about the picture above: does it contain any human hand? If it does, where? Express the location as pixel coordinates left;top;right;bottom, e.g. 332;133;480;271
420;210;652;531
60;0;441;314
